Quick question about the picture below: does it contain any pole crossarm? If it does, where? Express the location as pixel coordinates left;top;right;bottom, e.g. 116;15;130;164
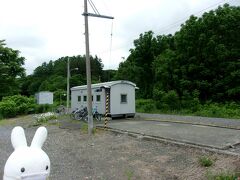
83;0;113;135
82;12;114;19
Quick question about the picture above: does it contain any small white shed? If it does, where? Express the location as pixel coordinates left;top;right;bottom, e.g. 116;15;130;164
71;80;138;118
35;91;53;105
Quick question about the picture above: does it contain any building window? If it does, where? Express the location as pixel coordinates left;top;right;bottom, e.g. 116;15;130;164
96;95;101;102
78;96;81;102
121;94;127;103
83;95;87;102
95;88;102;92
83;95;93;102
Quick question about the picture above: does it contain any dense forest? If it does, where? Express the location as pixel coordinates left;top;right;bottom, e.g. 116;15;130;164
20;56;104;98
116;4;240;103
0;4;239;117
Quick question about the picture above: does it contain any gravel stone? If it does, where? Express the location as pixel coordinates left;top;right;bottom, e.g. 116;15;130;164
0;115;239;179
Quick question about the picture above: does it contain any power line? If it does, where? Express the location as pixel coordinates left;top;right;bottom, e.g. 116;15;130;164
108;19;114;69
88;0;100;15
101;0;113;16
156;0;229;35
96;0;234;55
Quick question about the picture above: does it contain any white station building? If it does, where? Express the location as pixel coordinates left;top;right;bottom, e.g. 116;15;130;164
71;80;138;118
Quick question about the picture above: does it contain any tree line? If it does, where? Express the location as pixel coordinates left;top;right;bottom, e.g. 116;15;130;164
116;4;240;105
20;55;103;97
0;4;239;108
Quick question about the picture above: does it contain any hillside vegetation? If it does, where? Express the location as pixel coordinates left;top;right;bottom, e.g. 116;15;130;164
116;4;240;116
0;4;239;118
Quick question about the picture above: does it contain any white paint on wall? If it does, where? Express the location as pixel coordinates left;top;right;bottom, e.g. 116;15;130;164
70;81;137;116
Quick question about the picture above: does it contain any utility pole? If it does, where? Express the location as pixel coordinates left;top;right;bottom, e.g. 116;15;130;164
67;57;70;114
83;0;114;135
84;0;93;135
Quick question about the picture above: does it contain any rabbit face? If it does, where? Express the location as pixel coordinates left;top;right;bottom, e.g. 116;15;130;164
3;127;51;180
4;147;50;180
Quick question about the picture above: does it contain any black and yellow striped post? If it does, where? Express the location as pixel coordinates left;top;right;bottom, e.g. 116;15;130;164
104;92;109;130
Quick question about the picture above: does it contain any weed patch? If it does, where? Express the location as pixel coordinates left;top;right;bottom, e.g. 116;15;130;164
125;169;134;180
34;112;57;125
207;171;239;180
136;99;240;119
199;156;214;167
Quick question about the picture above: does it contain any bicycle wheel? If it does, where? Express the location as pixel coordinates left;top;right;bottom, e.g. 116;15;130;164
70;113;75;119
74;112;82;121
95;113;101;121
83;115;88;123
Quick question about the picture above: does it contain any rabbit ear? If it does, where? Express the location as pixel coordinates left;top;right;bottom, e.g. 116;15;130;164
11;126;27;149
30;127;47;148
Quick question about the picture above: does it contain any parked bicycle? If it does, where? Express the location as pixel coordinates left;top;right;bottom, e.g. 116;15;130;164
92;106;101;122
70;108;79;119
55;105;66;115
72;107;88;122
70;106;101;122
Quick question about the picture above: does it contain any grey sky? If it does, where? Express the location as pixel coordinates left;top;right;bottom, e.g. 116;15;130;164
0;0;239;75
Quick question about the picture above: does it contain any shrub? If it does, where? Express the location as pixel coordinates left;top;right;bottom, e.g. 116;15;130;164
0;95;48;119
161;90;180;110
136;99;156;113
0;100;17;118
34;104;53;114
181;98;201;112
195;102;240;119
143;103;155;112
2;95;35;115
153;88;165;101
155;100;169;110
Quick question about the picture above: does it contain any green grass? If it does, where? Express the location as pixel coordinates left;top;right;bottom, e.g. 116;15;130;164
0;114;35;126
199;156;214;167
125;169;134;180
136;99;240;119
207;171;239;180
81;122;88;133
0;119;10;126
80;122;97;134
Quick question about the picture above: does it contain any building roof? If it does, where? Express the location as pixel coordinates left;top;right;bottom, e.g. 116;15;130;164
71;80;137;91
35;91;53;94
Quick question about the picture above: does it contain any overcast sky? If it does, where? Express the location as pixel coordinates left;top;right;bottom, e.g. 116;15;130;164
0;0;239;75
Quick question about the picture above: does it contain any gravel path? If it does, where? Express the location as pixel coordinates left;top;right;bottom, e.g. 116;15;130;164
0;115;240;179
137;113;240;129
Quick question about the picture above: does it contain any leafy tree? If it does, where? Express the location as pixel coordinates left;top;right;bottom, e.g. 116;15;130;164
173;4;240;101
0;40;25;99
39;80;51;91
14;4;239;109
70;74;86;87
102;69;117;82
153;49;179;94
116;4;239;105
20;55;104;96
115;31;160;98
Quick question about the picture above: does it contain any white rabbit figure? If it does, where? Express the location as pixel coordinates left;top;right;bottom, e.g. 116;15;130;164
3;126;50;180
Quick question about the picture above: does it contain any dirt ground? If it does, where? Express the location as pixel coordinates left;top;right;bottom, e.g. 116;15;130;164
0;115;239;180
